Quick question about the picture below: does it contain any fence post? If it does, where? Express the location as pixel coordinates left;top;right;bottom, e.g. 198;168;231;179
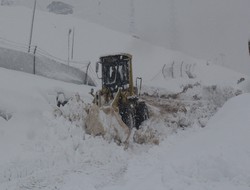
33;46;37;74
162;64;166;78
248;40;250;55
84;62;91;85
171;61;175;78
180;61;184;77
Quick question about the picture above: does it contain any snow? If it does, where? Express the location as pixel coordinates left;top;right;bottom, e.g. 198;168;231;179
103;94;250;190
4;0;250;75
0;3;250;190
1;4;239;85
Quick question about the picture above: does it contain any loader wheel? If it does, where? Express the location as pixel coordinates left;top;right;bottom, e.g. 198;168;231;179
121;107;136;129
135;102;149;129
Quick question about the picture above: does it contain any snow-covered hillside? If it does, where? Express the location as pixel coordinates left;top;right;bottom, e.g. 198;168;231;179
0;4;211;85
1;3;250;190
2;0;250;75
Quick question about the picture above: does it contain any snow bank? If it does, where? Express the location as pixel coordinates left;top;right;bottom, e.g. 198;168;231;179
104;93;250;190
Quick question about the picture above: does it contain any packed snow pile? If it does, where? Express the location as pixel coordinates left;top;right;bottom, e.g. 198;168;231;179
54;92;87;127
136;82;242;142
52;78;244;147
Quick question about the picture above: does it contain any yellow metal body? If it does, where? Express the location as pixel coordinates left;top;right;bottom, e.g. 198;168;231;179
95;53;136;108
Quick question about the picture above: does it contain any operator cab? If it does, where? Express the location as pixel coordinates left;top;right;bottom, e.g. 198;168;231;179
97;54;132;93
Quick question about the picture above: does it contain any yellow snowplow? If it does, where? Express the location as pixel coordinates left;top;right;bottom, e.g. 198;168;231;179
85;53;149;144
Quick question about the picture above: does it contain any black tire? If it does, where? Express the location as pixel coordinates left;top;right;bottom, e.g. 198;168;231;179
120;106;136;129
135;102;149;129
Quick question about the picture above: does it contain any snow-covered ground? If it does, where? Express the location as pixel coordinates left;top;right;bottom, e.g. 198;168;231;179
1;57;250;190
1;3;250;190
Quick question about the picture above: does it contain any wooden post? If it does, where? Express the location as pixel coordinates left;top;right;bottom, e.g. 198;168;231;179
68;29;72;65
171;61;175;78
33;46;37;74
84;62;91;85
248;40;250;55
162;64;166;78
180;61;184;77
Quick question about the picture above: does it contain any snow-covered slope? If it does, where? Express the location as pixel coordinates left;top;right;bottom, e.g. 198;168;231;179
0;4;214;87
3;0;250;75
1;3;250;83
0;5;193;83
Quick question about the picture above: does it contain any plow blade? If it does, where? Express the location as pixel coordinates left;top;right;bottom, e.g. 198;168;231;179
85;104;131;144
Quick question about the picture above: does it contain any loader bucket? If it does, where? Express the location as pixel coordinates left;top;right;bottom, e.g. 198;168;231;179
85;104;131;144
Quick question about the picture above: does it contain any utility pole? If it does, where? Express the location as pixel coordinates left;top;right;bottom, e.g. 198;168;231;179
28;0;37;53
71;27;75;60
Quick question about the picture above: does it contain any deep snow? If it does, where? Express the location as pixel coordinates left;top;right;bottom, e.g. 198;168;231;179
0;3;250;190
1;62;250;190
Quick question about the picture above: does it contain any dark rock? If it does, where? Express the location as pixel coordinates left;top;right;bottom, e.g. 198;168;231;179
47;1;73;15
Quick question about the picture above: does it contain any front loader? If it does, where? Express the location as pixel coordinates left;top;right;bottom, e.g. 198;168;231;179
85;53;149;144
